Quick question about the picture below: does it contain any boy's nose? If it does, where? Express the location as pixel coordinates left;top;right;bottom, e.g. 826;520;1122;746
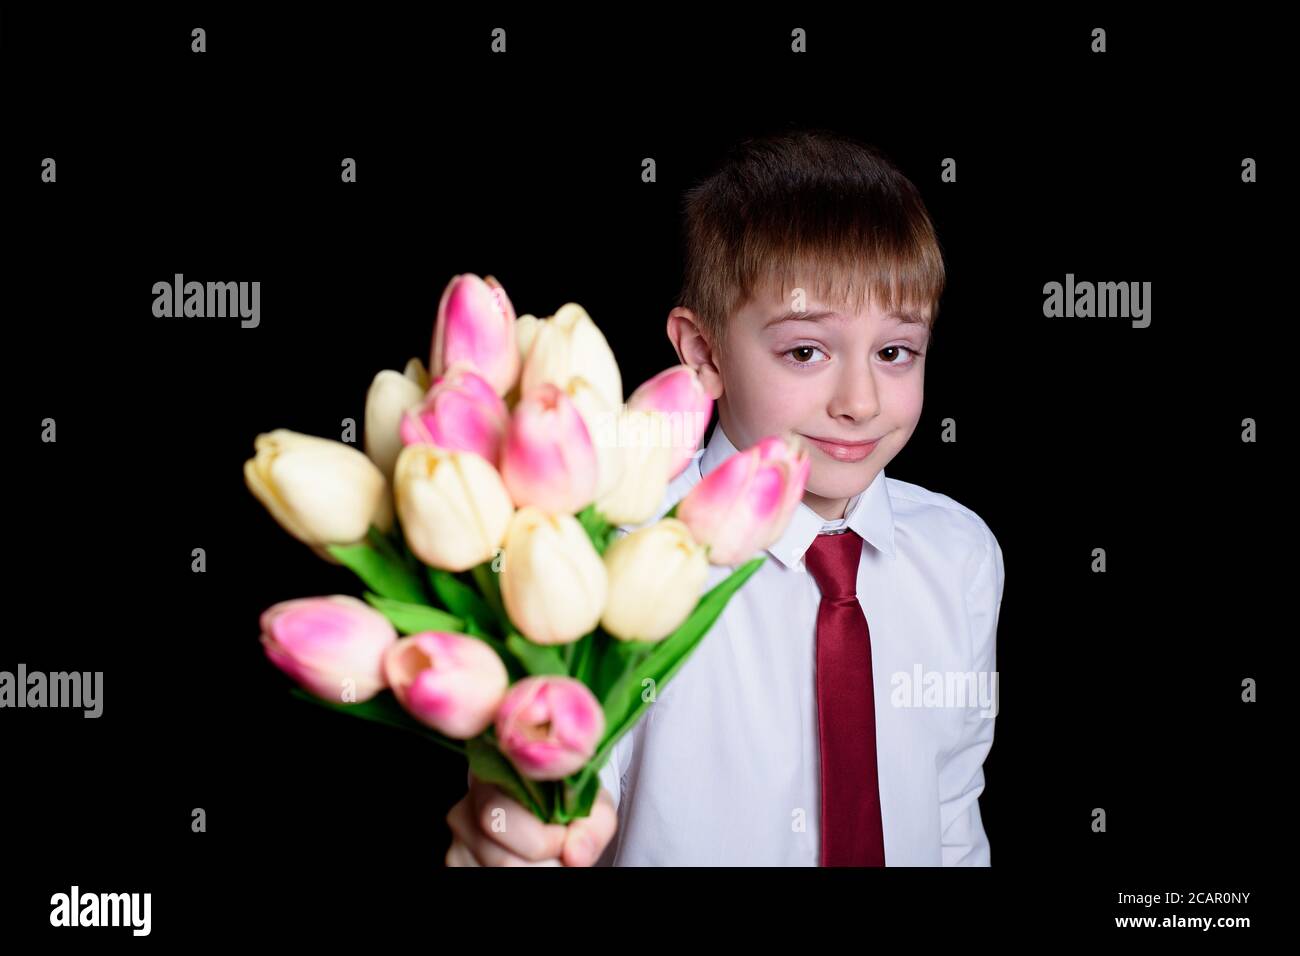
828;365;880;421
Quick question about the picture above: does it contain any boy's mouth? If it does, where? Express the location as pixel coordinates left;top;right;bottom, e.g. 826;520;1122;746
800;434;879;463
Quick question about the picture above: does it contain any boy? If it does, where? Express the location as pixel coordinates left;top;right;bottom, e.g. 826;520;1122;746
444;129;1004;866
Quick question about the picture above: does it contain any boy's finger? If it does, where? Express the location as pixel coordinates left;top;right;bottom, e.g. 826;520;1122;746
471;782;569;862
447;797;554;867
444;836;480;867
562;787;618;867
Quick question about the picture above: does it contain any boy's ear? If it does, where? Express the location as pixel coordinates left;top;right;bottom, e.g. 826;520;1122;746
666;307;724;400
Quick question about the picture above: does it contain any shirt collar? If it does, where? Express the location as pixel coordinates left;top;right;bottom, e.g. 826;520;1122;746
696;422;896;569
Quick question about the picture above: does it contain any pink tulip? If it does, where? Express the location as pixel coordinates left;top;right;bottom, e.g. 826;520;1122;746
676;433;812;564
627;365;714;479
260;595;397;703
383;632;510;739
500;383;598;514
399;364;509;466
495;676;605;781
430;273;520;397
755;433;813;525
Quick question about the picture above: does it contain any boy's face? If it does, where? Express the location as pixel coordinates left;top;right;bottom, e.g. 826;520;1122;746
670;282;930;521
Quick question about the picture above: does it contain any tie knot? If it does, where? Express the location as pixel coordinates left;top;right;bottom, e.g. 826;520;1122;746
803;530;863;600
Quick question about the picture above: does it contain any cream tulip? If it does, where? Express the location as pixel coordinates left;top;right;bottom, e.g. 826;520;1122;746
592;408;674;525
393;443;514;572
563;376;625;501
515;313;542;365
499;507;607;646
364;359;428;480
403;356;431;392
245;429;392;563
519;303;622;413
601;519;709;642
503;314;542;410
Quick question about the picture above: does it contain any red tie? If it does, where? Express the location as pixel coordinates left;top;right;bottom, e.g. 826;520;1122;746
803;529;886;866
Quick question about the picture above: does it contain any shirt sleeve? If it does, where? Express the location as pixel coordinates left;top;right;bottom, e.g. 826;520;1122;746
597;739;623;811
939;519;1004;866
592;730;633;867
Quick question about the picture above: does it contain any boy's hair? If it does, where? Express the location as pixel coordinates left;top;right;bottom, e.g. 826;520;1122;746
676;129;946;361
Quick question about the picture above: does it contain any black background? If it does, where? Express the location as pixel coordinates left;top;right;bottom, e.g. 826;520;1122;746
3;6;1279;940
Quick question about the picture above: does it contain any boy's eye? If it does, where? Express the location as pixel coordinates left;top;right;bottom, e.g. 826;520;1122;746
783;345;924;368
879;345;922;365
784;346;828;366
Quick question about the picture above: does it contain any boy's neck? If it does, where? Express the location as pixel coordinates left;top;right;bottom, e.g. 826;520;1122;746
802;489;849;522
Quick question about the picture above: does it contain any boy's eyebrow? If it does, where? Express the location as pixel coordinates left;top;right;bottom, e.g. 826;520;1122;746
763;308;929;328
764;310;847;328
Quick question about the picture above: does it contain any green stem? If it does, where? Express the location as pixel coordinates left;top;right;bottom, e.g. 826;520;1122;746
470;562;508;633
570;634;594;683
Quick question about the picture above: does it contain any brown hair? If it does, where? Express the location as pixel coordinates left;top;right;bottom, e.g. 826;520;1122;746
675;129;946;361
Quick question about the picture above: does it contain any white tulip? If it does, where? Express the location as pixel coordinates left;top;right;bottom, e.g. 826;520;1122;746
514;313;542;364
563;376;626;502
244;429;392;563
520;303;622;412
393;443;514;572
601;519;709;641
593;408;674;525
499;507;608;646
403;356;430;391
364;360;428;480
504;315;541;410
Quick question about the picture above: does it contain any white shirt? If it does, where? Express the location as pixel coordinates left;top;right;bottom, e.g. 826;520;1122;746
595;422;1005;866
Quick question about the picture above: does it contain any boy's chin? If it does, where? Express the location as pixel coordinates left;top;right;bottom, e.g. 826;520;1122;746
805;460;882;500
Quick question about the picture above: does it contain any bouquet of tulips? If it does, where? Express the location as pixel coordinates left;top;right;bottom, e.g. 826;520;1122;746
244;273;811;825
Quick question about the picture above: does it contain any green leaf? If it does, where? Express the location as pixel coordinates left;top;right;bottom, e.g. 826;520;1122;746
466;735;549;821
362;592;515;669
557;768;601;823
374;526;434;598
591;631;653;701
367;524;404;565
362;593;463;634
568;556;766;800
327;537;427;604
288;687;466;757
429;569;496;633
470;562;511;633
577;504;615;555
388;522;421;563
505;631;568;676
664;502;679;520
570;633;598;685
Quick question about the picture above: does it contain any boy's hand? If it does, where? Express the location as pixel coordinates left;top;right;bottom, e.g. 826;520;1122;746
444;772;618;867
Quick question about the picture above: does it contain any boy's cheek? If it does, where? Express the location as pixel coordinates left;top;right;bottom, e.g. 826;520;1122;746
724;382;801;440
